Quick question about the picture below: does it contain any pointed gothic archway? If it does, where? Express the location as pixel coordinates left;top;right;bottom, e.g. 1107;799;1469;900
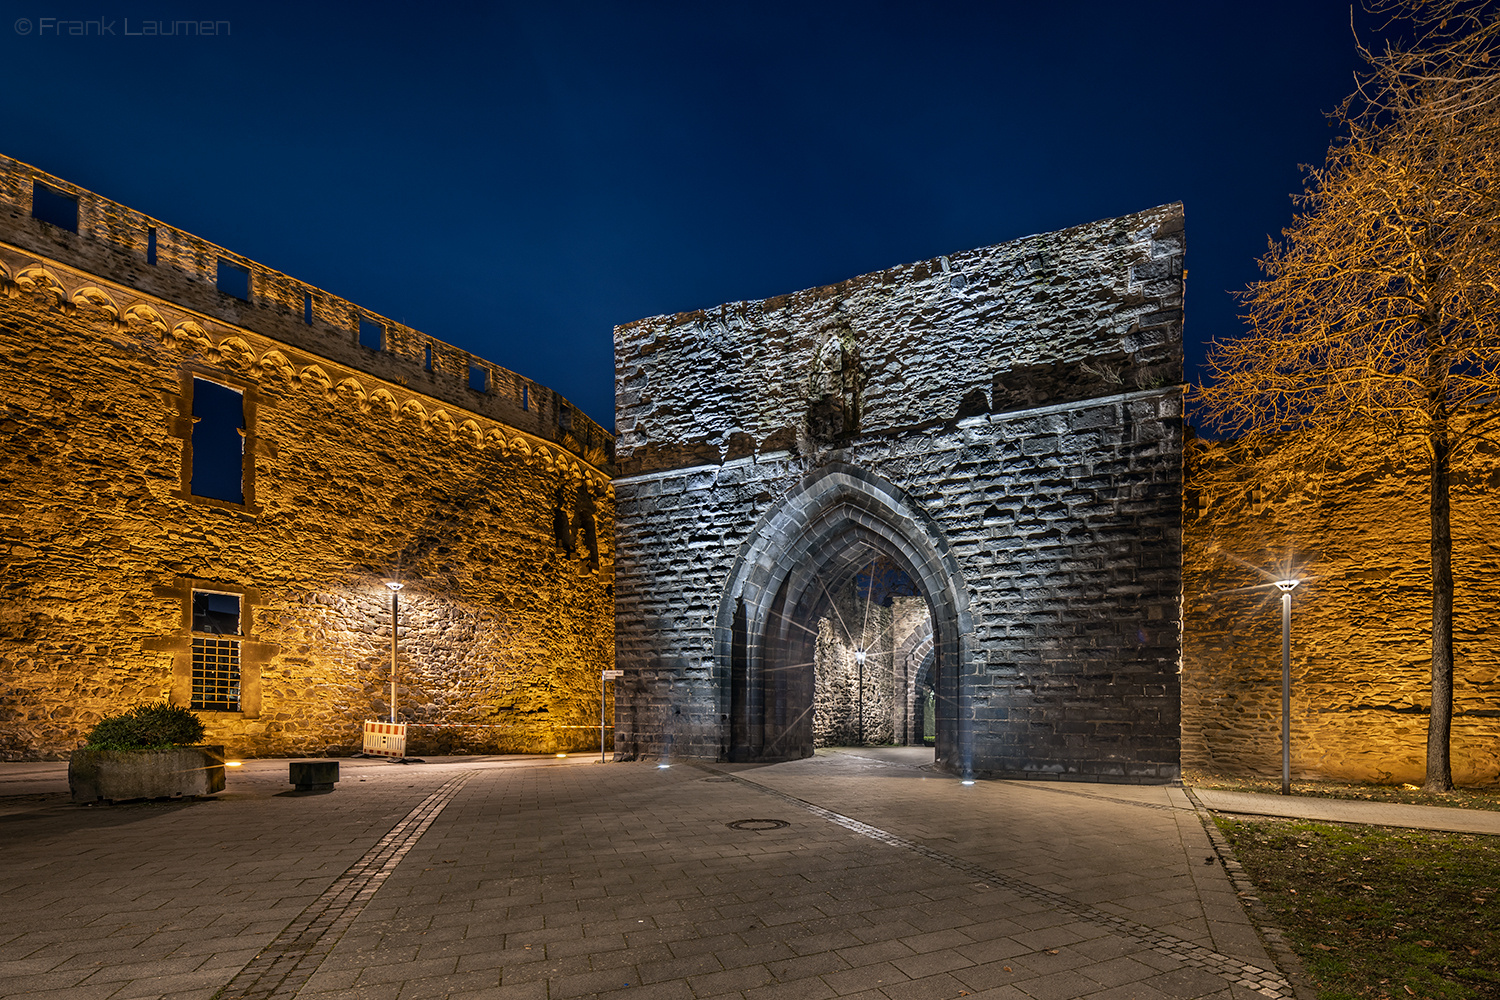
712;462;976;772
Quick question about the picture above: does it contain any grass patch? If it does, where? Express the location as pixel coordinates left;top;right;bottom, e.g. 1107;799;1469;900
1217;817;1500;999
1185;769;1500;812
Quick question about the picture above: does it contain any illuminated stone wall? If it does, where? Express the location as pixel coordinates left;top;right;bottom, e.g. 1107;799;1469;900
810;592;930;747
614;205;1185;781
0;156;614;760
1183;429;1500;784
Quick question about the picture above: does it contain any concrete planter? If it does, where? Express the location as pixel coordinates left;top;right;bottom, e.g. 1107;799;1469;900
68;745;226;803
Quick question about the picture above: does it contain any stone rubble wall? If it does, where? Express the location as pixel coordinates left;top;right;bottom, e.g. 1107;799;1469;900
0;159;614;760
1183;426;1500;784
614;205;1185;781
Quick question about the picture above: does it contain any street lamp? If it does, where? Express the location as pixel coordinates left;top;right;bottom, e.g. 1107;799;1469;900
854;647;867;744
385;580;403;725
1274;578;1300;795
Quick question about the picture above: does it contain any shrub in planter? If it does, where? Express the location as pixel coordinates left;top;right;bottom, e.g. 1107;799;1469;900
82;702;206;750
70;703;225;803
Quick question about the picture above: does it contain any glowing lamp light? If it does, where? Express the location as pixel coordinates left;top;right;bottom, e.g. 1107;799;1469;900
657;763;670;769
961;779;975;786
226;761;242;767
385;580;404;592
854;648;867;667
556;753;567;758
1274;579;1301;593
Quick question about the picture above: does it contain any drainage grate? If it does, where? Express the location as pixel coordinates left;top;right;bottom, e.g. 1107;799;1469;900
726;818;789;831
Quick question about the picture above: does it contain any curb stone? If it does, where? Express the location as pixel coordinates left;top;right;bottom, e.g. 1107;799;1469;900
1187;786;1320;1000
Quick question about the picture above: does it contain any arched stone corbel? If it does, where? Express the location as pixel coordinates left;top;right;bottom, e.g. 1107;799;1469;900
172;319;213;352
367;387;399;419
254;349;295;380
298;364;334;398
15;265;67;309
70;285;121;324
123;303;169;336
335;377;368;411
427;409;457;441
212;336;257;371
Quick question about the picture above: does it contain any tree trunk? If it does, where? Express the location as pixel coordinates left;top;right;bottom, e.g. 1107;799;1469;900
1425;421;1455;793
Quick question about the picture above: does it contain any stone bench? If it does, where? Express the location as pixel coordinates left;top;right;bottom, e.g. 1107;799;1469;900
289;759;339;792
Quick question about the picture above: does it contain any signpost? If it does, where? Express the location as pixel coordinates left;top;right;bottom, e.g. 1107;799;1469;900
601;669;623;763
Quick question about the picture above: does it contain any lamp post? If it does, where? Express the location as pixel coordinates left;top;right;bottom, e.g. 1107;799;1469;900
385;580;403;725
854;647;867;744
1274;578;1300;795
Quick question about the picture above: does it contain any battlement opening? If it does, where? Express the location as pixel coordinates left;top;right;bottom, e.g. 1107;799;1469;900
217;259;251;301
31;182;78;233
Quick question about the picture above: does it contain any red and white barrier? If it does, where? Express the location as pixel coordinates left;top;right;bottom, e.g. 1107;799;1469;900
362;721;407;758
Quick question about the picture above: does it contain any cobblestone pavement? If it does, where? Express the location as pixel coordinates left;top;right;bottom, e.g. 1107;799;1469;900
1;749;1300;1000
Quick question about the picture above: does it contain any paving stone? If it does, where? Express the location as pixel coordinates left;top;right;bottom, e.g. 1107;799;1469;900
0;752;1304;1000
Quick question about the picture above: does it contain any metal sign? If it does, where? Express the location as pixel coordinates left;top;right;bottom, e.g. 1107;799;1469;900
602;669;623;679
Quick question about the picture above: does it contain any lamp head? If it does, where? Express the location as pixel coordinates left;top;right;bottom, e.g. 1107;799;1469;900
1274;579;1300;593
385;580;404;593
854;648;867;667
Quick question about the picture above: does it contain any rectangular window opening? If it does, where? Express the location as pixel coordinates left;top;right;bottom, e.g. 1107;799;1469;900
190;377;245;504
191;590;241;711
522;384;529;411
424;343;433;372
31;182;79;233
468;364;488;392
303;292;313;325
216;259;251;300
359;318;384;351
558;404;572;432
146;226;158;265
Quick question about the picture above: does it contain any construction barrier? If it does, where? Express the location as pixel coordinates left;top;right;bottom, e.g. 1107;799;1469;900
362;721;407;757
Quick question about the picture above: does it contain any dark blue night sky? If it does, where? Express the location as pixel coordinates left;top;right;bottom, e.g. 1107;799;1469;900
2;2;1375;428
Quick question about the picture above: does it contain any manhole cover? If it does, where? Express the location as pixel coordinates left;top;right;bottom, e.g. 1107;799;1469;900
726;818;789;831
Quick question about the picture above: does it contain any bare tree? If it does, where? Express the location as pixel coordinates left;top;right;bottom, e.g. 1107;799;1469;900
1363;1;1500;119
1194;4;1500;791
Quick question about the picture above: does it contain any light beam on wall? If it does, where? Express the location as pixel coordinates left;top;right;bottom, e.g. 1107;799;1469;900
385;579;404;725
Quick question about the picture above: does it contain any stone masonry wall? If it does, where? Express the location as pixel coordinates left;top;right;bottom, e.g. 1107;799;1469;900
1183;427;1500;784
0;154;611;468
0;158;614;760
614;205;1185;780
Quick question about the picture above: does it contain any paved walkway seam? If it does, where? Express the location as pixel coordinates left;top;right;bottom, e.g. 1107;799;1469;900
212;772;474;1000
700;764;1295;1000
994;778;1184;812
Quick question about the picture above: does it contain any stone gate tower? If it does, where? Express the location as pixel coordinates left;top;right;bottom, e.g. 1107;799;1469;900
612;205;1185;782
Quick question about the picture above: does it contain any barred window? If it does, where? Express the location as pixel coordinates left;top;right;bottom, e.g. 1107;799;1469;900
191;591;241;711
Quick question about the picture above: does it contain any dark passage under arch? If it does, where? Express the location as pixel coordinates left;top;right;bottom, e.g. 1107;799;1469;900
716;463;974;769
